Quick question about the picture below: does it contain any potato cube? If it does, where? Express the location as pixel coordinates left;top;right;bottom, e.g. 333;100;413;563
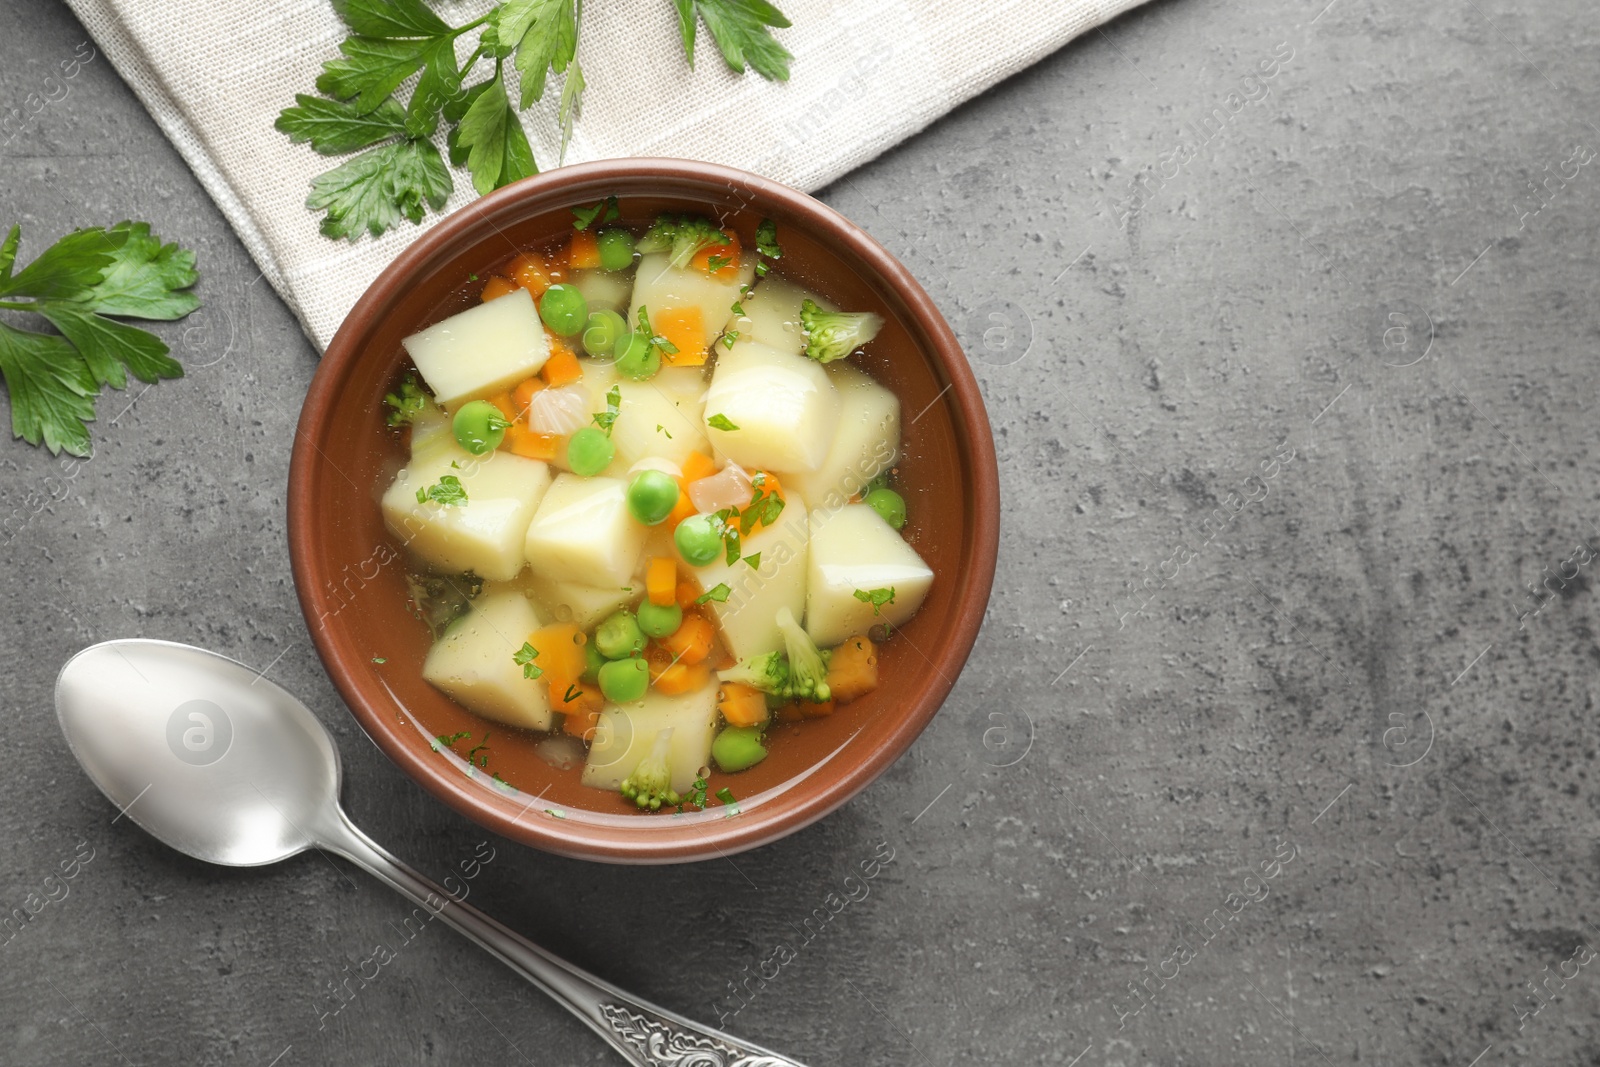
422;591;552;730
402;287;550;406
723;275;833;356
381;441;552;582
703;341;840;472
526;576;639;630
523;473;648;588
628;252;756;359
692;487;809;661
610;367;710;470
581;679;720;794
806;504;933;647
570;268;633;315
776;361;900;512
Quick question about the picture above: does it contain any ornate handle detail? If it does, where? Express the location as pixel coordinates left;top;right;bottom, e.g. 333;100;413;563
600;1004;803;1067
320;814;812;1067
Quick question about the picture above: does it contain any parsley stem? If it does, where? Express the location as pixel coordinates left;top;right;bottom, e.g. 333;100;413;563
0;300;35;311
452;13;491;35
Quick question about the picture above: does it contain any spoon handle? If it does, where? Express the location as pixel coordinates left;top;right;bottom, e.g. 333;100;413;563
318;808;807;1067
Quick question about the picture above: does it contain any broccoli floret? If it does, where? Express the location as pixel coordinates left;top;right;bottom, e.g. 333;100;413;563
619;728;680;811
718;649;790;696
799;299;884;363
776;606;831;703
384;371;430;426
635;214;729;270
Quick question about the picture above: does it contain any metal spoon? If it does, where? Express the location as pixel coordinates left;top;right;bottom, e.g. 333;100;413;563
56;639;804;1067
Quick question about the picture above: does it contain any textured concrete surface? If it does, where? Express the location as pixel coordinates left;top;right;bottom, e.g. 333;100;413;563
4;0;1599;1063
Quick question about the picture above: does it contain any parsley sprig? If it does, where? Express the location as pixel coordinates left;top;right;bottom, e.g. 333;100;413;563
278;0;794;241
0;222;197;456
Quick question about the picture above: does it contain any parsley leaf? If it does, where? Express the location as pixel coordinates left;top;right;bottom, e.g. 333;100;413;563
454;75;537;197
431;730;472;752
513;641;543;679
283;0;790;241
756;218;781;259
729;301;745;316
635;305;680;357
743;551;761;569
0;222;197;455
696;583;732;604
416;473;468;506
853;586;896;615
706;413;738;432
0;327;96;456
308;139;451;240
721;331;740;350
332;0;452;40
592;385;622;435
275;94;410;154
573;196;620;231
466;732;492;768
705;253;731;273
675;0;793;81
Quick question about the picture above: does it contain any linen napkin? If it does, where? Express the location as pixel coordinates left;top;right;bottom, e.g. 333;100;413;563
64;0;1148;351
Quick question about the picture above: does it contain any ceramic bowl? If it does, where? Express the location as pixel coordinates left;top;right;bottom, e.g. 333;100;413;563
287;159;999;862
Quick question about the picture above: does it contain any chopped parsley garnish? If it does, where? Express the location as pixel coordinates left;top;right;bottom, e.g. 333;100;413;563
0;220;198;456
415;473;467;506
431;730;471;753
563;682;583;703
706;413;739;432
512;641;543;679
716;785;738;805
491;771;515;790
755;218;781;260
743;552;761;569
656;423;673;438
466;733;492;769
696;583;732;604
705;253;731;273
572;196;620;230
721;330;740;349
711;508;742;565
383;371;429;426
677;773;711;812
371;656;387;664
854;587;896;615
755;261;770;278
592;385;622;434
737;481;784;534
635;305;679;356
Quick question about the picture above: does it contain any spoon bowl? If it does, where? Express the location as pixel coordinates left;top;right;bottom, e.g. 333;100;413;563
55;638;811;1067
56;640;336;867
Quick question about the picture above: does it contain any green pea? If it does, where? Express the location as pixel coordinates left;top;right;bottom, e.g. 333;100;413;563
865;487;907;530
581;309;627;357
596;229;636;272
627;469;680;525
451;400;510;455
594;610;645;659
613;332;661;381
712;726;768;772
539;283;588;336
636;598;683;639
674;514;721;567
598;657;649;703
581;640;605;684
566;427;615;477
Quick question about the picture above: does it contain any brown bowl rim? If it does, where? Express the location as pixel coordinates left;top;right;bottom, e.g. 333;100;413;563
287;158;999;863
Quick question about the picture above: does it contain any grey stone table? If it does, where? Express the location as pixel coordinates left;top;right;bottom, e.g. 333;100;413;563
4;0;1597;1063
